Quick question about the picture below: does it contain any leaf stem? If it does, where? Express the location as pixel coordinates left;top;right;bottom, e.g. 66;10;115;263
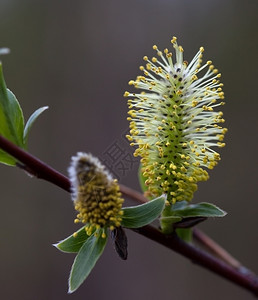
0;134;258;297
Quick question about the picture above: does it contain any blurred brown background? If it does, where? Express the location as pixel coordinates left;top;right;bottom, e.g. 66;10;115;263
0;0;257;299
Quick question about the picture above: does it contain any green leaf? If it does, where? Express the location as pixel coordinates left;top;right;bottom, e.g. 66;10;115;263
160;215;182;224
160;202;226;235
68;229;107;293
23;106;48;145
0;63;25;165
172;202;227;218
54;226;90;253
0;67;24;144
0;148;17;166
121;195;166;228
0;62;48;165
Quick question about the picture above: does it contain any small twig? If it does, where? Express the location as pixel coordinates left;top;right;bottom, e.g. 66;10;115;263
193;228;255;278
133;226;258;296
0;134;258;297
193;228;241;268
120;184;147;204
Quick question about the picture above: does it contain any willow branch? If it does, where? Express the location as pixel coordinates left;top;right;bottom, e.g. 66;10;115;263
132;226;258;296
0;135;70;192
0;134;258;297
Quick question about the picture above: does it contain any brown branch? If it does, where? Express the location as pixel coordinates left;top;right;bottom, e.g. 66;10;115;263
0;135;70;192
132;225;258;296
0;134;258;297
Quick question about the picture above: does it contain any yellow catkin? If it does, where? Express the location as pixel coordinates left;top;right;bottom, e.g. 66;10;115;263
68;153;124;236
124;36;227;203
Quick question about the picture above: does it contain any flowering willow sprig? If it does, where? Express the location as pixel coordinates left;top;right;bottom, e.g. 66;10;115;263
55;152;165;292
124;36;227;204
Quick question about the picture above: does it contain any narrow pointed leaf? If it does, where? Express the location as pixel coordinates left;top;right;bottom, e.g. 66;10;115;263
172;202;226;218
121;195;166;228
23;106;48;145
69;229;107;293
0;63;24;165
54;226;89;253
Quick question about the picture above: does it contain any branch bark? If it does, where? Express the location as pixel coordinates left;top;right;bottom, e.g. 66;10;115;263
0;134;258;297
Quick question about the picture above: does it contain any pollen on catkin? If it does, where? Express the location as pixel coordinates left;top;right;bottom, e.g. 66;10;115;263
68;152;124;235
124;36;227;204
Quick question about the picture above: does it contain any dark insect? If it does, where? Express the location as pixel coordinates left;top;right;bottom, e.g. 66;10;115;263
111;227;128;260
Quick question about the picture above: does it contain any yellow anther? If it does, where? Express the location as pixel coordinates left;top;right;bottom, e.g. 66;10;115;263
171;36;177;43
192;100;198;107
192;75;198;81
146;63;151;70
180;166;186;172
